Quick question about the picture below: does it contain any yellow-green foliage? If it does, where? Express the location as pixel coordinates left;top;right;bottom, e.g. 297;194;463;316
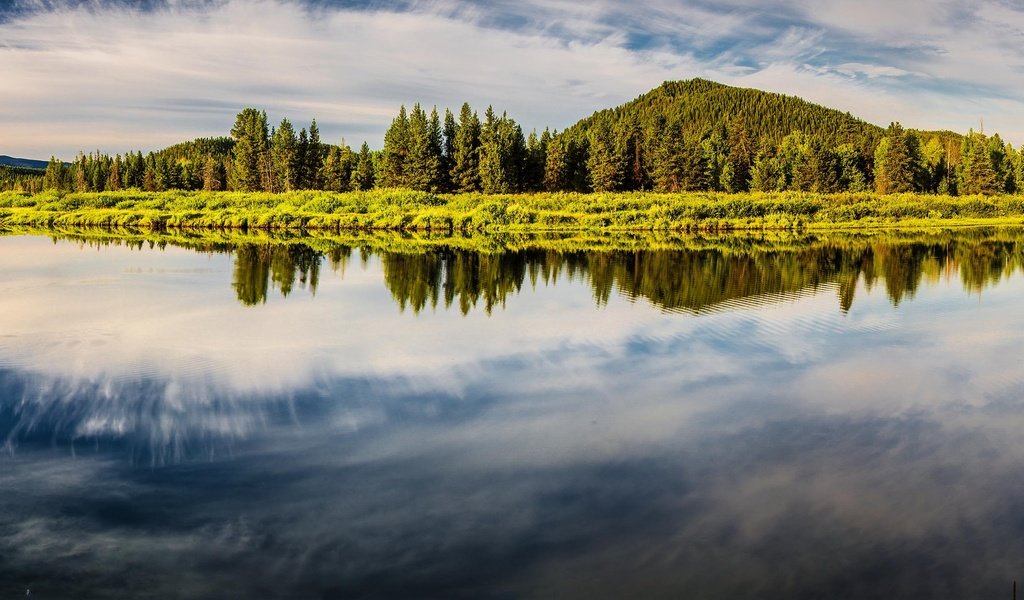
3;189;1024;232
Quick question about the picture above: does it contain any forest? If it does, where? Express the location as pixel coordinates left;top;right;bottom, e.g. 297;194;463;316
3;79;1018;199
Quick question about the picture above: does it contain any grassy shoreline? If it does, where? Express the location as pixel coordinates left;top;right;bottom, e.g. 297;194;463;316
6;222;1024;259
3;189;1024;233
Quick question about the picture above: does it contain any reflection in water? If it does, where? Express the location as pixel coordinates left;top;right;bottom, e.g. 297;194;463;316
1;228;1024;598
218;228;1024;313
232;244;326;305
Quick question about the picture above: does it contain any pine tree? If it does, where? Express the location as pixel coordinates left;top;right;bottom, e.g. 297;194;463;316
381;106;410;188
524;128;548;192
351;142;375;190
544;135;571;191
271;118;299;191
479;106;504;193
306;119;324;190
404;104;444;191
724;116;754;192
109;155;123;191
498;114;528;192
615;114;646;191
874;122;922;194
321;146;344;192
143;154;158;191
230;108;270;191
652;119;687;192
202;154;224;191
960;131;999;195
337;143;355;192
442;108;457;191
587;119;621;192
701;128;728;192
451;103;481;192
43;157;67;191
296;127;309;189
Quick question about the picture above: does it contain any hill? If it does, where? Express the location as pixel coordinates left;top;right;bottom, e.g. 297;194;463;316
567;78;885;148
0;155;48;170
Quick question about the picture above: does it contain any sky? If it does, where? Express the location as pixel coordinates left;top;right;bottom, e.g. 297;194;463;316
4;0;1024;160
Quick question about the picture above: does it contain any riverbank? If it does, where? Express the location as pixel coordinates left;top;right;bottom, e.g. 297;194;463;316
5;222;1024;259
3;189;1024;232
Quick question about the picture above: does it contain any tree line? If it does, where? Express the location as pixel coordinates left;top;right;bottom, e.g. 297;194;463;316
19;79;1024;197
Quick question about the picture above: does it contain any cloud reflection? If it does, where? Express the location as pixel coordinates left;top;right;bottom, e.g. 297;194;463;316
1;231;1024;596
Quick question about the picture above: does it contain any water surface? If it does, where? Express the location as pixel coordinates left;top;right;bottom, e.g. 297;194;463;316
2;229;1024;599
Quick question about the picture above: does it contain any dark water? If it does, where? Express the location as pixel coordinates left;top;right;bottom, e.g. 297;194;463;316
2;229;1024;599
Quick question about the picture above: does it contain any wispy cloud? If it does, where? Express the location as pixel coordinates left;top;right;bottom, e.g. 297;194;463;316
3;0;1024;159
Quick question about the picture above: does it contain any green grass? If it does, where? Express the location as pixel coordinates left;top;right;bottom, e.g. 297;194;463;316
3;189;1024;232
5;222;1023;258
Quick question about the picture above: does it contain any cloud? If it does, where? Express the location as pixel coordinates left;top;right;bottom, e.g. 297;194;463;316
0;0;697;159
3;0;1024;158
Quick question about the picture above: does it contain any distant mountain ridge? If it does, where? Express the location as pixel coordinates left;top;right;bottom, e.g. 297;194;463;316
0;155;48;170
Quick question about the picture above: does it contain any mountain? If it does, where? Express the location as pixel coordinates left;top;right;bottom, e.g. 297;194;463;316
0;155;47;170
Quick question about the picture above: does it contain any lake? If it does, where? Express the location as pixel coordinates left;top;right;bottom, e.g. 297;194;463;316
2;228;1024;599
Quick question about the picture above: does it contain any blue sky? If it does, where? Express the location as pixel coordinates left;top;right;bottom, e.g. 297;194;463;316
4;0;1024;159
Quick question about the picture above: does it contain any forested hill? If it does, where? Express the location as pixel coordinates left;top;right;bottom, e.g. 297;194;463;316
566;78;883;148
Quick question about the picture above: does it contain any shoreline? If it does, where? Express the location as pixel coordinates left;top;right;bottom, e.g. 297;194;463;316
3;189;1024;233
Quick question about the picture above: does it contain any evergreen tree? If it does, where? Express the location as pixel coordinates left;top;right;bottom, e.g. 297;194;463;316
380;106;410;188
615;114;646;191
652;119;688;192
296;127;309;189
306;119;324;190
724;116;754;192
230;108;270;191
1014;144;1024;195
202;154;225;191
587;119;621;192
109;155;123;191
405;104;444;191
43;157;68;191
337;143;355;192
987;134;1013;193
321;147;344;192
271;118;299;191
125;152;144;189
442;108;457;191
479;106;504;193
874;123;923;194
701;128;728;191
451;103;481;192
960;131;999;195
496;112;528;192
143;153;158;191
524;128;549;192
544;135;572;191
351;142;375;190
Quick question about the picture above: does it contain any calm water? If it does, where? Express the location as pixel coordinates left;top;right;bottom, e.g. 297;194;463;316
2;229;1024;599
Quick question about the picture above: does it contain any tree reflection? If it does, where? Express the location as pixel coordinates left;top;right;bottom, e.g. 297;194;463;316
232;244;323;305
37;228;1024;313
